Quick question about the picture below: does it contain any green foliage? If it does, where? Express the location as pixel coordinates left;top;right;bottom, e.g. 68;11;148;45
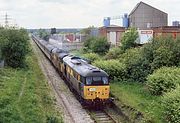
83;37;110;54
46;115;61;123
0;50;63;123
151;46;174;70
83;36;95;53
93;60;126;80
0;28;30;68
80;26;95;35
111;82;163;123
162;87;180;123
147;67;180;95
121;28;138;50
82;53;100;62
119;48;151;82
105;47;124;60
142;37;180;71
38;29;50;41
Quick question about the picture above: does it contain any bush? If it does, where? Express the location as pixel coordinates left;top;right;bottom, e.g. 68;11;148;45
119;48;151;82
0;28;30;68
121;28;138;50
105;47;124;60
151;46;174;70
83;37;110;54
162;87;180;123
82;53;100;62
146;67;180;95
142;37;180;71
93;60;126;80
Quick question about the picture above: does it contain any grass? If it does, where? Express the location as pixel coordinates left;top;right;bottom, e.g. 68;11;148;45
0;50;63;122
110;82;164;123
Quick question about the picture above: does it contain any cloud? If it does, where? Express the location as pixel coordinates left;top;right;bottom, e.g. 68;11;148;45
0;0;179;28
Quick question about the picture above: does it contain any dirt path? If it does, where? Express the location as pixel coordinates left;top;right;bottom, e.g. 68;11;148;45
30;39;94;123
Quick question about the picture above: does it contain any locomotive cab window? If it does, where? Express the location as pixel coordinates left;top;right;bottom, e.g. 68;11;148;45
86;77;92;85
85;76;109;85
102;77;108;84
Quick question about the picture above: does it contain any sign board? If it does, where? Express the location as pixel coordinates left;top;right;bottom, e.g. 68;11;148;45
138;30;153;44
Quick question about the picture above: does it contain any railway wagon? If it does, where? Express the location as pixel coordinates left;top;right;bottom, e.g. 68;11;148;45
32;35;110;106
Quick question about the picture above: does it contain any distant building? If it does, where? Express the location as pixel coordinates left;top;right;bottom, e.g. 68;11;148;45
172;21;180;26
99;25;125;46
129;1;168;29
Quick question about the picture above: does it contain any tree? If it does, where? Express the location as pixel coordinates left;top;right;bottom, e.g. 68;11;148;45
91;37;110;54
83;37;110;54
0;28;30;68
121;28;138;50
38;29;50;41
81;26;95;35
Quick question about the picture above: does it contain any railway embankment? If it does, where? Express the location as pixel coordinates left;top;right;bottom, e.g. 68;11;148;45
0;43;63;123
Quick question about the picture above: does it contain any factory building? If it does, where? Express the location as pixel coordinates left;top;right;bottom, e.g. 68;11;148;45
129;1;168;29
99;26;125;46
152;26;180;39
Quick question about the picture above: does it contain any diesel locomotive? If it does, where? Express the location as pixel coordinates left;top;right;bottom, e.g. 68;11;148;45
32;35;110;106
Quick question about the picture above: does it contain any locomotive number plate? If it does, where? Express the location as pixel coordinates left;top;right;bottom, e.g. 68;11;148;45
89;88;96;92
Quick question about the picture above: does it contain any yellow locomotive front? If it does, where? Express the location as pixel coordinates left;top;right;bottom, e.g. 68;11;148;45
81;76;110;105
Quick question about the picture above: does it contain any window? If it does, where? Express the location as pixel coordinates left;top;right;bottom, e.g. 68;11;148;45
93;77;101;82
80;76;85;83
102;77;108;84
86;77;92;85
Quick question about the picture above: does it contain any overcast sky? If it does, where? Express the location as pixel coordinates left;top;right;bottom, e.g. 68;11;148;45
0;0;179;28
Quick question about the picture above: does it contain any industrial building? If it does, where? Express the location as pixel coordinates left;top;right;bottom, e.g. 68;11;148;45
99;26;125;46
152;26;180;39
129;1;168;29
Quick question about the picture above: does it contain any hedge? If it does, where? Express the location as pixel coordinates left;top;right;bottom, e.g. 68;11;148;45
93;60;126;80
119;48;151;82
162;86;180;123
82;53;100;62
146;67;180;95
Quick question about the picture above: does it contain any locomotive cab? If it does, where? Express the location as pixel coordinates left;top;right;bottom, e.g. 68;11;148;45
82;71;110;105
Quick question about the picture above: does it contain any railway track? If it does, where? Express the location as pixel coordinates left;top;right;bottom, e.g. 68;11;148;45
88;109;117;123
31;39;93;123
31;37;129;123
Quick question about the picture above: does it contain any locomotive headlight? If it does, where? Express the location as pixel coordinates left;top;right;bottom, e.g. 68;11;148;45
89;88;96;92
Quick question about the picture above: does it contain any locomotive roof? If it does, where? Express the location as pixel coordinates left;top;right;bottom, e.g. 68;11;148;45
58;53;69;60
63;56;108;77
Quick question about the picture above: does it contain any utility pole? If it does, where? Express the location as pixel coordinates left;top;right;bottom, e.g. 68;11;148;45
4;13;11;27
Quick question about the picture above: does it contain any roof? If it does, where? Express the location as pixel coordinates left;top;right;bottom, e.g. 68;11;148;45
129;1;167;16
58;53;69;60
63;56;108;77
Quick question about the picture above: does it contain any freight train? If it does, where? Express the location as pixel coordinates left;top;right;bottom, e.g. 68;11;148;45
32;35;110;106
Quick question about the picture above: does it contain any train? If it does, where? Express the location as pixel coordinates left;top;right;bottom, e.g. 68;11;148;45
32;35;110;106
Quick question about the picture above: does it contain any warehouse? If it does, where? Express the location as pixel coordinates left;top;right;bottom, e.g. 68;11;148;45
152;26;180;39
99;26;125;46
129;1;168;29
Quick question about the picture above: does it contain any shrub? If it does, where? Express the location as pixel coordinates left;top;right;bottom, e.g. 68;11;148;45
142;37;180;71
119;48;151;82
82;53;100;62
93;60;126;80
0;29;30;68
91;37;110;54
162;86;180;123
146;67;180;95
105;47;124;60
121;28;139;50
83;37;110;54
